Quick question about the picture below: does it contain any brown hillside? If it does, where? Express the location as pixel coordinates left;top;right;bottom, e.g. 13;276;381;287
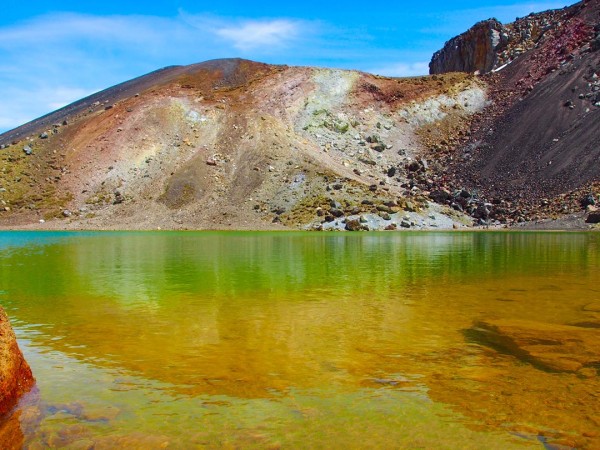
0;59;482;230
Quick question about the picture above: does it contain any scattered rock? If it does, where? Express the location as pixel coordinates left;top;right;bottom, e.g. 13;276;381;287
407;161;421;172
206;158;217;166
23;146;32;156
370;143;386;152
39;133;48;139
404;201;417;212
581;194;597;208
586;212;600;224
62;210;72;217
113;191;124;205
429;189;452;204
345;219;367;232
330;208;344;218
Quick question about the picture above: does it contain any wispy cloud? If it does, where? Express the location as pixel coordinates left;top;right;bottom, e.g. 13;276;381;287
369;62;430;78
0;85;95;130
0;12;318;132
0;2;569;133
216;19;303;51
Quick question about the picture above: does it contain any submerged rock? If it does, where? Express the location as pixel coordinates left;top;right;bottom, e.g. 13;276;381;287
472;319;600;374
0;307;35;416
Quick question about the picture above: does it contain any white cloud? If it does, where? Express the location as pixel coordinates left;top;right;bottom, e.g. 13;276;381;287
0;86;96;131
46;87;98;111
369;62;429;78
0;12;320;133
216;19;302;51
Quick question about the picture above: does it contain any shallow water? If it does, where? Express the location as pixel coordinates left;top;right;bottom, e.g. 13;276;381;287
0;231;598;449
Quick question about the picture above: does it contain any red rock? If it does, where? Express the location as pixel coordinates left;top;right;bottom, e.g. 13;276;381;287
0;307;35;416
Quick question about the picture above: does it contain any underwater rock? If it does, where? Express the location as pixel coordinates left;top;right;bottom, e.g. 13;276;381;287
0;307;35;416
472;319;600;374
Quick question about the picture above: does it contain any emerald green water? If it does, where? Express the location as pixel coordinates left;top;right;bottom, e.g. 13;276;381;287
0;231;598;449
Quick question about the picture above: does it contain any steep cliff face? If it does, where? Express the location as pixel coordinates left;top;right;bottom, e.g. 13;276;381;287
424;0;600;227
430;4;579;75
0;307;34;416
430;19;508;74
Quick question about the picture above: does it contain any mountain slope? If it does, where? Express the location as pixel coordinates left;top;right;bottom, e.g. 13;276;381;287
1;0;598;230
0;59;483;230
430;0;600;222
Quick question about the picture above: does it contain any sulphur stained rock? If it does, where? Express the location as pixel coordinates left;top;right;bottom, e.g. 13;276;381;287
0;307;34;416
473;319;600;374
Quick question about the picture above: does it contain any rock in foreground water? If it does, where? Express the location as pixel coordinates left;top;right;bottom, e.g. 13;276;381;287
0;307;34;416
473;319;600;374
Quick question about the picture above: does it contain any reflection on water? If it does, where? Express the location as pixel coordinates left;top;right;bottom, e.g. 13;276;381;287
0;231;598;448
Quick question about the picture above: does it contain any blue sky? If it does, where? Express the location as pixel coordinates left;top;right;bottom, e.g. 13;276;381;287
0;1;568;132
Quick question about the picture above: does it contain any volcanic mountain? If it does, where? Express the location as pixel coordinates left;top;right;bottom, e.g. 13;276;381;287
0;0;598;230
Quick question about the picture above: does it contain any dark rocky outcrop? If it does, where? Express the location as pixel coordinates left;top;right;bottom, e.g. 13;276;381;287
430;19;508;74
0;307;34;416
430;4;579;74
586;211;600;223
429;0;600;221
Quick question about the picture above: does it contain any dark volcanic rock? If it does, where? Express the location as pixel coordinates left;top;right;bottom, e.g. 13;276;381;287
586;211;600;223
442;0;600;210
581;193;596;207
429;189;452;204
345;219;367;231
430;4;581;75
430;19;508;74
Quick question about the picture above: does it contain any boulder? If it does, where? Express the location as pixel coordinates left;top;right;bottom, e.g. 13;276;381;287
473;319;600;374
345;219;367;232
329;208;344;218
0;307;34;416
586;212;600;224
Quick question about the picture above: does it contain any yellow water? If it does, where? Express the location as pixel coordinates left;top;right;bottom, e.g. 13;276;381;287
0;231;598;448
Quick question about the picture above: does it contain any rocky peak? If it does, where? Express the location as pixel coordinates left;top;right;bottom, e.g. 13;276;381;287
430;4;580;74
429;19;508;75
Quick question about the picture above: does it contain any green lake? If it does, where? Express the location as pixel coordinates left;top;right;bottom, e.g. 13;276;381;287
0;231;598;449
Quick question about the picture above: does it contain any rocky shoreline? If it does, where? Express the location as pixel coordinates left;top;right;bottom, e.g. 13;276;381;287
0;308;34;418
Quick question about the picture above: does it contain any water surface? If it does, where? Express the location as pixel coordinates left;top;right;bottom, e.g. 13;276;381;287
0;231;598;448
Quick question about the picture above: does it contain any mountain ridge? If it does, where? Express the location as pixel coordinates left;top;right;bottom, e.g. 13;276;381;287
0;1;598;230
